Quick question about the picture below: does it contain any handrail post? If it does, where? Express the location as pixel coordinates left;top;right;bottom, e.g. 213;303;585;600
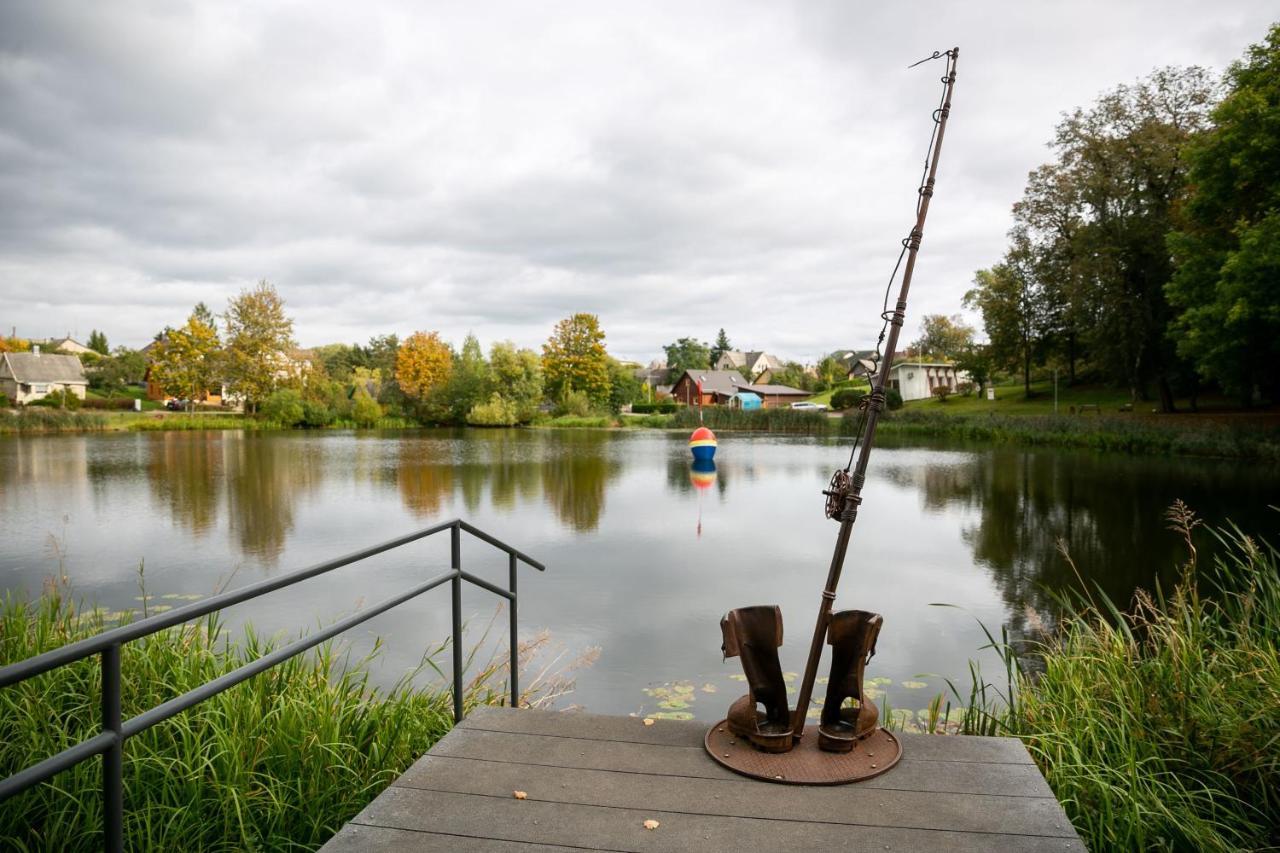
508;553;519;708
450;523;464;723
102;644;123;853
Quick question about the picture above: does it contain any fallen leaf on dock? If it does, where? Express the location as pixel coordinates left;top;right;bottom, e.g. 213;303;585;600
643;819;660;830
513;791;527;800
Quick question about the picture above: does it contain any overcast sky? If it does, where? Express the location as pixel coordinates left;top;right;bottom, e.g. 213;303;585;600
1;2;1273;362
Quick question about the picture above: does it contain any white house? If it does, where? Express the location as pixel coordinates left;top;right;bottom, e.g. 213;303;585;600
884;360;969;402
714;350;783;382
0;349;89;404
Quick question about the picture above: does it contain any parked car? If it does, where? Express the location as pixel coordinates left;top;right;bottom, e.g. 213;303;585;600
164;398;188;411
790;401;828;411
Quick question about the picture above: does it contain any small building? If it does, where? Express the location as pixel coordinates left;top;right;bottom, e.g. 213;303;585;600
670;370;809;408
729;391;762;410
884;360;969;402
714;350;783;383
830;349;878;379
0;350;89;404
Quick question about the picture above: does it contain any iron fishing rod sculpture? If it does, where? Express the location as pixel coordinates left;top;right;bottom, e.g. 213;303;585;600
706;47;960;785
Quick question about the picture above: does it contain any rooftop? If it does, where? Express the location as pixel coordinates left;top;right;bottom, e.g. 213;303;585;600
1;351;88;384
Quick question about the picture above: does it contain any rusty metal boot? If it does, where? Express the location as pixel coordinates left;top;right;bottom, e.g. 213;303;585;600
817;610;882;753
720;605;794;753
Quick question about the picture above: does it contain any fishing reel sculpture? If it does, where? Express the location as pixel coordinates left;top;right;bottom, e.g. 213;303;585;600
705;48;959;785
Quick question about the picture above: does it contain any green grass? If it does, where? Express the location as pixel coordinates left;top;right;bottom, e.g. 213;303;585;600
0;588;533;851
934;507;1280;851
903;378;1224;416
534;415;617;429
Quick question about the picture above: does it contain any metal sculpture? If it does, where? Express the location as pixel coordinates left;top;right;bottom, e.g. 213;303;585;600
707;47;959;784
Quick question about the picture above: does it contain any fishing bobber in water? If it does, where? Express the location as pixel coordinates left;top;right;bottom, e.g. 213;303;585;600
688;427;717;462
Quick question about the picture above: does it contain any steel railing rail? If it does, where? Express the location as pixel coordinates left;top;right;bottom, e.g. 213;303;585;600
0;518;544;853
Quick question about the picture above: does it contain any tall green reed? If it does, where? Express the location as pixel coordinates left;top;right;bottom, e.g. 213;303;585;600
927;503;1279;851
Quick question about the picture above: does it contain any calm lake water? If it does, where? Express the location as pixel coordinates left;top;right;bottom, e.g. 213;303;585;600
1;429;1274;725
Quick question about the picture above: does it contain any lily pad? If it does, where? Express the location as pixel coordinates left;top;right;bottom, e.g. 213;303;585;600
900;681;929;689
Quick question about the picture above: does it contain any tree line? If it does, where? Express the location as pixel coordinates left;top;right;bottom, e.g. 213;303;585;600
963;25;1279;409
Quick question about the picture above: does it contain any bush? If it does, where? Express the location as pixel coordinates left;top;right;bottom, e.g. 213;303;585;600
81;396;136;410
631;401;678;414
0;393;9;408
886;387;903;410
260;389;305;427
350;391;383;428
467;393;520;426
956;381;974;396
830;388;866;411
553;388;595;418
29;388;82;410
931;385;953;403
301;399;336;428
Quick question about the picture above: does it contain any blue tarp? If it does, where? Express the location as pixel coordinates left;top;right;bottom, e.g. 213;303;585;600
731;392;762;410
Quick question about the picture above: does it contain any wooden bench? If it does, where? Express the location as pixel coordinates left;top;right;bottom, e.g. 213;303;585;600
323;706;1085;852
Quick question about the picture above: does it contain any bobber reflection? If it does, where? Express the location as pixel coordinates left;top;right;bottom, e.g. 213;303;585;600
690;459;717;537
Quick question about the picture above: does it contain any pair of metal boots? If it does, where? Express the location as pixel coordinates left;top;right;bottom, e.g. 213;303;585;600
720;605;881;754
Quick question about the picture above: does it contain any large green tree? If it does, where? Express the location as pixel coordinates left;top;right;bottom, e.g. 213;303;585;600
709;329;732;367
86;330;109;355
1167;25;1280;404
488;341;544;423
542;313;611;405
912;314;975;360
663;337;711;375
223;281;296;412
1009;66;1216;408
965;237;1046;397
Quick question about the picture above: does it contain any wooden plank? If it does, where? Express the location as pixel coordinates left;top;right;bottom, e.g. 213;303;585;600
461;706;1037;765
320;824;627;852
393;754;1076;838
350;786;1087;853
430;727;1056;798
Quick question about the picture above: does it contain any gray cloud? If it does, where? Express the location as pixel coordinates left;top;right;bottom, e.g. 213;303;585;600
1;1;1274;360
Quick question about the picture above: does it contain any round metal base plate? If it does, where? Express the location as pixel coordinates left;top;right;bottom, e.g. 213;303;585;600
704;721;902;785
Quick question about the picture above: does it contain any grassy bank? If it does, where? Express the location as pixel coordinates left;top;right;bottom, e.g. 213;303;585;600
942;509;1279;850
0;593;516;851
861;410;1280;461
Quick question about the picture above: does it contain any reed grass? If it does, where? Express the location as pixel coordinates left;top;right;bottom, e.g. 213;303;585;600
0;409;107;434
669;406;829;434
932;505;1279;851
862;410;1280;461
0;585;571;851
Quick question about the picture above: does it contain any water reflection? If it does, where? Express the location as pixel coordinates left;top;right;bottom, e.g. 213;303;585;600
146;433;223;536
2;429;1274;718
878;446;1276;626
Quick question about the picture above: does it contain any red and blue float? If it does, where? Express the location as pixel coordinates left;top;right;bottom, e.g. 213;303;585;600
688;426;717;462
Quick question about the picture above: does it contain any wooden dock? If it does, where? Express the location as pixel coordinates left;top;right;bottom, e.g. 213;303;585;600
322;707;1084;852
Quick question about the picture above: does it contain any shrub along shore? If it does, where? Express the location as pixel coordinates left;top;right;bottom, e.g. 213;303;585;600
936;510;1279;851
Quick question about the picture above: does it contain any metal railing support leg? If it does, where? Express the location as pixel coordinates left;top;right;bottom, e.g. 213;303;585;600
508;553;519;708
102;643;123;853
450;524;464;723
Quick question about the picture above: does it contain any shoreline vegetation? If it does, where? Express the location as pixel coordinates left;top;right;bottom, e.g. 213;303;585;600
0;587;563;851
935;508;1279;851
7;397;1279;461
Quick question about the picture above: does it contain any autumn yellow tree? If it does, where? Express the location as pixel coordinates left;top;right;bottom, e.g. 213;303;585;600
150;311;222;410
396;331;453;399
223;280;295;412
542;313;611;405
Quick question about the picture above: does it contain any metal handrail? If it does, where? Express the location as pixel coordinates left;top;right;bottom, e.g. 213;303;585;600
0;519;544;853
